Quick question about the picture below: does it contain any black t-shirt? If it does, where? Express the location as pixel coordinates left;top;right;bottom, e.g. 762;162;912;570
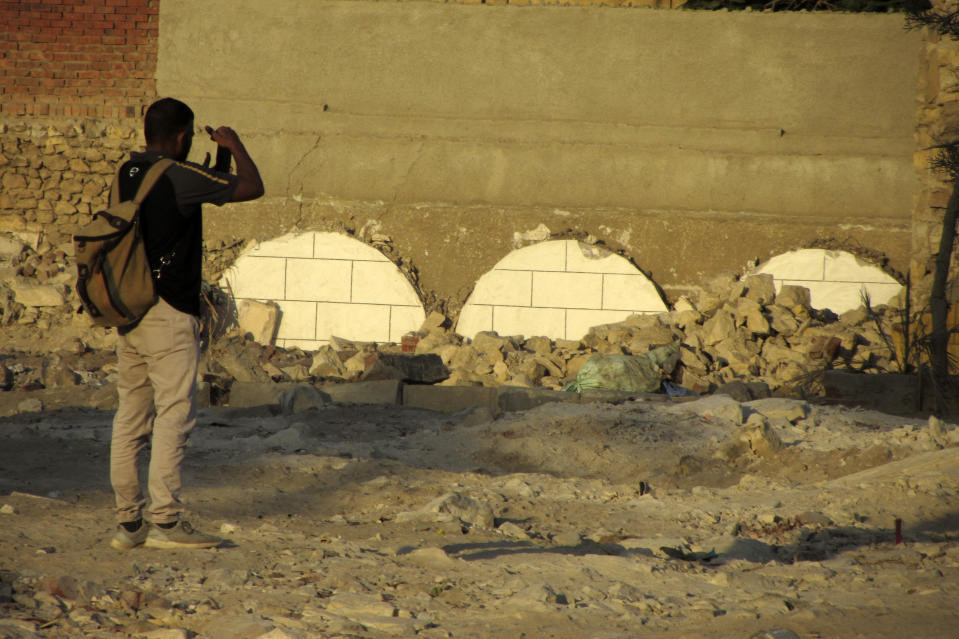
115;151;237;317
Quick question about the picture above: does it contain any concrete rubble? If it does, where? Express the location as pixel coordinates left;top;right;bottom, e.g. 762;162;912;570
0;230;924;416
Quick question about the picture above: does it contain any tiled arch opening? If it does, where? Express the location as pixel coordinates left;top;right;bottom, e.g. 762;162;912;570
456;240;668;341
751;248;903;314
220;232;425;349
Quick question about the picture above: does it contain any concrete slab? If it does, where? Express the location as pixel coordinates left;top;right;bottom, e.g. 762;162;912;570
227;381;301;407
820;371;921;416
402;384;497;414
275;300;316;341
320;380;403;406
496;387;580;413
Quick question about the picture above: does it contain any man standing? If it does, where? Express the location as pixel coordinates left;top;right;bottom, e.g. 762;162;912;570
109;97;264;550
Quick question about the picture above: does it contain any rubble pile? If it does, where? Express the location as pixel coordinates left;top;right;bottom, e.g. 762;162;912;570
0;224;913;407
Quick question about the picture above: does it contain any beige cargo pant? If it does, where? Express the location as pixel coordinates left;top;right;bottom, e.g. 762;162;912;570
110;299;200;525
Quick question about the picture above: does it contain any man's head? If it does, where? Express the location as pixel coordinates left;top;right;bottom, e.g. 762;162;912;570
144;98;195;161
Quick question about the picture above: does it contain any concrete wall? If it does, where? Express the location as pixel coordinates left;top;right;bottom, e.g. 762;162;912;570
157;1;920;312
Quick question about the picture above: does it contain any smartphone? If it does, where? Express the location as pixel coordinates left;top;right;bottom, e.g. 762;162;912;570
205;125;232;172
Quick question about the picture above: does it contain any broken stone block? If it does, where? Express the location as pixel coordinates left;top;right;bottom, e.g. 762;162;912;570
807;335;842;361
672;295;698;312
663;308;702;331
309;345;348;378
839;306;871;326
669;393;750;425
419;310;449;333
761;337;808;366
9;278;64;307
413;331;458;356
775;285;811;310
362;353;450;384
472;331;518;356
626;325;679;353
678;368;712;394
744;273;777;305
768;304;801;336
423;492;495;528
712;330;762;376
746;397;809;423
261;361;286;380
740;413;783;457
734;297;771;336
524;335;553;355
451;344;481;371
344;351;373;376
702;309;737;346
279;364;311;382
715;380;770;402
279;386;332;415
516;357;548;383
679;344;710;375
236;299;279;345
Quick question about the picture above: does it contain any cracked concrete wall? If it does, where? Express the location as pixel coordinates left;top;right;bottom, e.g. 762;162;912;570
158;0;920;313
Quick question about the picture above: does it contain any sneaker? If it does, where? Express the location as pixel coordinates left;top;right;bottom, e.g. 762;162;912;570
110;522;149;550
144;520;222;549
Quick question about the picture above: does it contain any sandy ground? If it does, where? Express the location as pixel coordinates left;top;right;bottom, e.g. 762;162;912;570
2;388;959;639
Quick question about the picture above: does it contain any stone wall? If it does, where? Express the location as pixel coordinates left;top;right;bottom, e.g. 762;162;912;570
0;1;934;336
913;0;959;304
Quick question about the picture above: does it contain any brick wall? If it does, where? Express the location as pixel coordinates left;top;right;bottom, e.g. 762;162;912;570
0;0;158;119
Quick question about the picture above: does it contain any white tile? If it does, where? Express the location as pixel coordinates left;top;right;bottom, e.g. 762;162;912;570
492;306;566;340
468;270;532;307
456;304;493;339
314;231;389;262
799;281;876;314
389;305;427;343
567;309;638;341
824;251;899;284
286;258;352;302
316;302;391;343
861;281;903;308
249;232;315;258
757;249;826;281
224;255;286;300
275;300;317;341
351;261;422;306
565;242;638;275
532;272;603;309
495;241;566;271
602;274;668;312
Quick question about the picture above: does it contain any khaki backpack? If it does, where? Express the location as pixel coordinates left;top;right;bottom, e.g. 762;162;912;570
74;158;174;327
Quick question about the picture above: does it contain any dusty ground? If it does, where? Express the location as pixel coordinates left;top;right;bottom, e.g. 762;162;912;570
2;386;959;639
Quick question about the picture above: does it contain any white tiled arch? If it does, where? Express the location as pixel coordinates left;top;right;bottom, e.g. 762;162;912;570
456;240;668;341
221;232;425;349
752;248;902;314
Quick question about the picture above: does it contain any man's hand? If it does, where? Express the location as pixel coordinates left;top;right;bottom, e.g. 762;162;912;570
205;125;243;153
204;125;264;202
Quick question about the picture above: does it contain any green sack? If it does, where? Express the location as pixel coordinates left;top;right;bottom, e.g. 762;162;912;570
564;342;681;393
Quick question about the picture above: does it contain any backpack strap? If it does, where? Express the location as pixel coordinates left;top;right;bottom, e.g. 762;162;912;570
108;171;120;207
130;158;176;206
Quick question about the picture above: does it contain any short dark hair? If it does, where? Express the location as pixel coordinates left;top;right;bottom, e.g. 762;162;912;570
144;98;194;144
